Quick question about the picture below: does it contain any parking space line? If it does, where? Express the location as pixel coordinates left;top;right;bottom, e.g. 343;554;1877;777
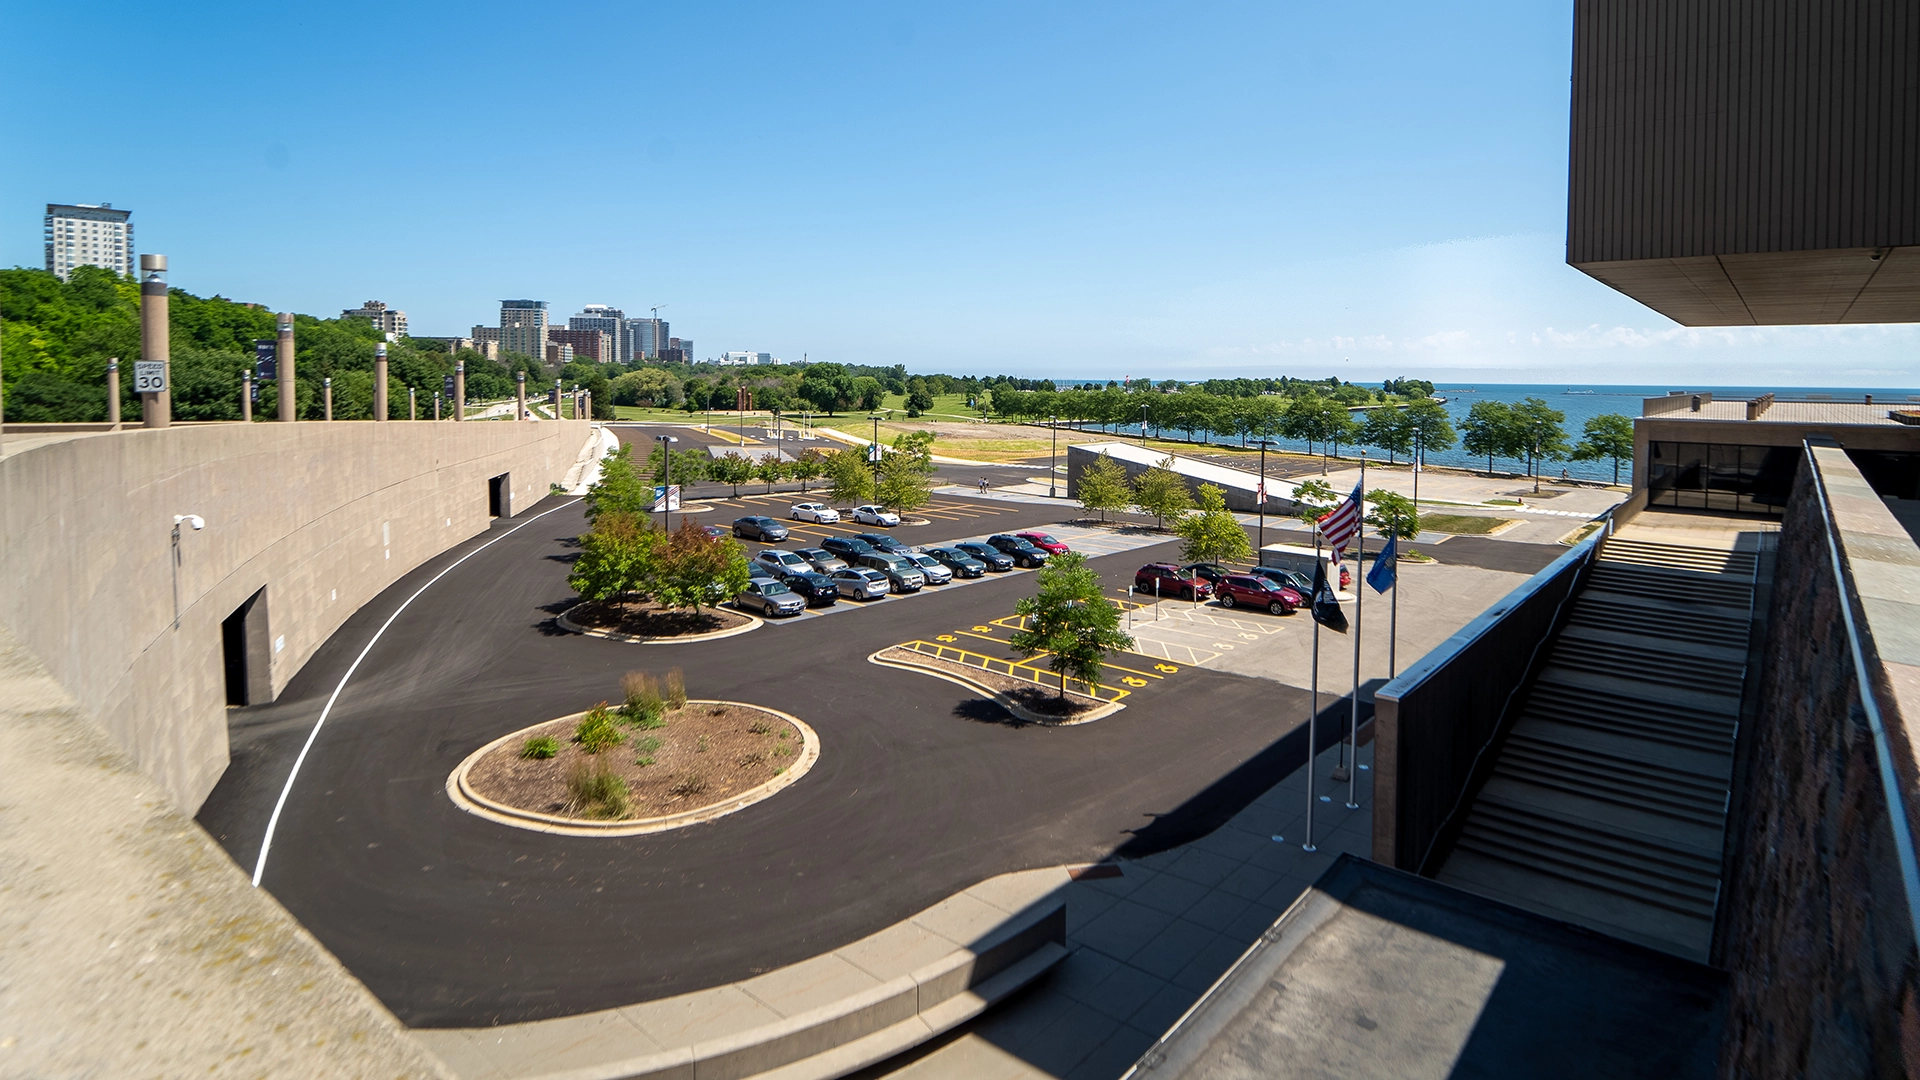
897;640;1129;701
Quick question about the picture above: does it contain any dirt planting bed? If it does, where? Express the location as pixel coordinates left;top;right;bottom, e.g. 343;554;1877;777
876;646;1107;721
465;702;802;822
566;599;752;639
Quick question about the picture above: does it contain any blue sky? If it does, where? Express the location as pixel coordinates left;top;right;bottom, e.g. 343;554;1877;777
5;1;1914;386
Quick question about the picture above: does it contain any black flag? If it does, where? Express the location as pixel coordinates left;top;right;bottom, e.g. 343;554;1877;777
1312;560;1348;633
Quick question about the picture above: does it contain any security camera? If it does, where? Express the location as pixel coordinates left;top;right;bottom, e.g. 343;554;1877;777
175;515;205;531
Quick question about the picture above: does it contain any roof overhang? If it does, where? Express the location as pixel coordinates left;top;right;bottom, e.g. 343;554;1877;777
1572;245;1920;326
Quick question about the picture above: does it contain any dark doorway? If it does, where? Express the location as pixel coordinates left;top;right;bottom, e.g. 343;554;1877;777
488;473;510;518
221;588;270;706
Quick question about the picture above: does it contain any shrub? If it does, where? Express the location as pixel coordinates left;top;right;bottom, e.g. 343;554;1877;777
567;761;631;819
696;735;710;754
748;719;772;735
520;735;559;760
635;736;663;754
636;755;656;768
664;668;688;710
669;773;708;797
621;672;664;727
574;704;624;754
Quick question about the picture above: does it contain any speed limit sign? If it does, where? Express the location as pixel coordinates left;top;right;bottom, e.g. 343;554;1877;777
133;361;169;393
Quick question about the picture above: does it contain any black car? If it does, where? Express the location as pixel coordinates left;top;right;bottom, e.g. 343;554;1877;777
925;546;988;578
1249;565;1315;597
851;532;914;555
986;534;1049;568
1181;563;1233;587
955;541;1015;571
821;536;876;560
731;516;790;542
774;569;840;607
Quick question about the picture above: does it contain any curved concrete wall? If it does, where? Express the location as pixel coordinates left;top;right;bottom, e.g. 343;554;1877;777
0;420;592;812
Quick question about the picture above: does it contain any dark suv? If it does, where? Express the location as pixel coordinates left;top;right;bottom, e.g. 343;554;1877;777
955;542;1014;571
1135;563;1213;601
820;536;876;560
852;532;914;555
986;534;1049;568
731;516;789;542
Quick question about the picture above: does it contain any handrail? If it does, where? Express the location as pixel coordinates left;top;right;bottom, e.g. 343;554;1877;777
1804;441;1920;955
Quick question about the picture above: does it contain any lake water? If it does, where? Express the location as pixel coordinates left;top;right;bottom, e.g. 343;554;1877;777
1090;383;1920;483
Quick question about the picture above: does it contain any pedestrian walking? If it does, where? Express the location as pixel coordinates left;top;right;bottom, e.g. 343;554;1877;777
979;477;989;494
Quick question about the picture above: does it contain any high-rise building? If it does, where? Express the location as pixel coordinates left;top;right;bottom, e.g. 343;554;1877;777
629;317;668;359
678;339;693;362
544;341;574;367
569;305;627;362
341;300;408;339
548;328;613;363
44;203;133;281
499;300;548;361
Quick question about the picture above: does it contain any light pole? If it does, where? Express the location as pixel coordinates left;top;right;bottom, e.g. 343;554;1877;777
323;377;332;420
869;413;883;500
171;514;205;630
1141;404;1149;449
1050;414;1059;498
1254;439;1277;550
656;435;678;531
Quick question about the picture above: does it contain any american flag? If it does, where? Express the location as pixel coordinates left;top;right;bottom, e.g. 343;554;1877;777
1316;483;1365;555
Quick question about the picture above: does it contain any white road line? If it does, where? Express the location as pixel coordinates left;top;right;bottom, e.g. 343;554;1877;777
250;498;584;887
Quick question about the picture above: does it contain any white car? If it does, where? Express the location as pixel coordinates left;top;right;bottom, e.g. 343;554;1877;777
790;502;840;523
850;505;900;527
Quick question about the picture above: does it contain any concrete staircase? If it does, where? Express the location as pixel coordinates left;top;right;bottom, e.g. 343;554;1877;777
1434;536;1760;961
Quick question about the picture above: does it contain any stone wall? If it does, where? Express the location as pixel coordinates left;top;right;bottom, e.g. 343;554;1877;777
0;420;592;813
1716;445;1920;1079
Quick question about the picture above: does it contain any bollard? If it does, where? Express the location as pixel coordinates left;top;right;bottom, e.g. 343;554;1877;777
454;361;465;421
277;313;297;421
108;358;121;429
324;377;333;421
516;372;526;420
139;256;170;428
434;391;441;421
241;370;252;422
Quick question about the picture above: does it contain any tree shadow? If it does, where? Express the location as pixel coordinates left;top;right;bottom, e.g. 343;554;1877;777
950;698;1033;729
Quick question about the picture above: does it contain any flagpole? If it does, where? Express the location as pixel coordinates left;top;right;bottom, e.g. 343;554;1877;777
1304;528;1320;853
1346;452;1365;810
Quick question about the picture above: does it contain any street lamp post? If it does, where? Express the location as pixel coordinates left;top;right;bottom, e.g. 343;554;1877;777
171;514;205;630
656;435;678;531
1050;415;1059;498
869;414;882;500
1254;439;1277;549
1141;404;1149;448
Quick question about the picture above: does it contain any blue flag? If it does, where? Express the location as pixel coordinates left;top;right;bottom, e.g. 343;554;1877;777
1367;534;1398;594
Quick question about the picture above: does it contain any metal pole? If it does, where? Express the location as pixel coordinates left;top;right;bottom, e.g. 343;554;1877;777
108;359;121;429
323;377;333;421
374;343;388;422
1050;415;1058;498
409;386;416;420
171;521;182;630
453;361;465;421
139;256;170;428
1141;404;1148;448
240;369;250;423
1257;441;1266;549
871;415;881;498
276;313;296;422
1344;452;1366;809
516;371;527;421
434;392;441;421
1305;528;1321;852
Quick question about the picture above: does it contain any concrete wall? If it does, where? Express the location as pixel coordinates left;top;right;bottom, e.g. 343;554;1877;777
1065;441;1294;514
1716;444;1920;1079
0;419;592;813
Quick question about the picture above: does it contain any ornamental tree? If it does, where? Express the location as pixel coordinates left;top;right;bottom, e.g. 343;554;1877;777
1570;413;1635;485
651;519;751;615
1174;483;1251;566
1076;452;1132;523
1131;458;1195;529
1008;551;1135;699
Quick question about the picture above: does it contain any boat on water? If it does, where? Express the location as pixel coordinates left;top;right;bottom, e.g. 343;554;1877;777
1564;388;1596;395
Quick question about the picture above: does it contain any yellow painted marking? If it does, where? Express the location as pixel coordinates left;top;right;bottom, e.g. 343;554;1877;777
972;625;994;633
1155;663;1179;673
1121;676;1148;687
895;640;1129;701
936;634;957;642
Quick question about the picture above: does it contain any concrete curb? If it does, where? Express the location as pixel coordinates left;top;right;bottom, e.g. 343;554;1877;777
867;649;1124;726
411;868;1072;1080
446;702;819;838
557;603;764;644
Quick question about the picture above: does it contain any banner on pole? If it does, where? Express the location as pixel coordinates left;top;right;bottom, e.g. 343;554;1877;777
652;485;681;512
1368;535;1398;594
1311;561;1348;633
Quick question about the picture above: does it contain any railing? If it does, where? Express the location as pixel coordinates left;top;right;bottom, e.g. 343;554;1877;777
1369;511;1612;873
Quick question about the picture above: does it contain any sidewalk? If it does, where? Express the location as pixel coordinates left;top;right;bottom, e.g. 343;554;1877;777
867;739;1375;1079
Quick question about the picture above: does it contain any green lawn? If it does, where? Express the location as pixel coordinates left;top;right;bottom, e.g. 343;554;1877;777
1419;513;1516;535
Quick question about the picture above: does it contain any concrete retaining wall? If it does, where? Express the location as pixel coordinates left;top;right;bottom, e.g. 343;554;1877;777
0;420;592;813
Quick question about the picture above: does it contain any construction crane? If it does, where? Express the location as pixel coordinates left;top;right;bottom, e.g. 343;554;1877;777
650;304;668;318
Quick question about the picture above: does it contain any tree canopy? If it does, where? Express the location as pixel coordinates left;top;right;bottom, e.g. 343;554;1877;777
1007;551;1135;698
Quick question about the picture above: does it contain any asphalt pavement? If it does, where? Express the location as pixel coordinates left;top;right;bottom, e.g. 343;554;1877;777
197;493;1344;1029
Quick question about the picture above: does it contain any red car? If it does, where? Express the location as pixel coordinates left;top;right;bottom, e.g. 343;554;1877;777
1135;563;1213;601
1014;530;1071;555
1215;574;1302;615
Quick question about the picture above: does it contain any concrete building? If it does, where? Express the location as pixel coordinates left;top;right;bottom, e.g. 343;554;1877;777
499;299;548;361
547;327;612;363
340;300;407;339
410;335;474;354
629;317;667;359
44;202;133;281
723;351;773;365
569;305;627;362
543;341;574;367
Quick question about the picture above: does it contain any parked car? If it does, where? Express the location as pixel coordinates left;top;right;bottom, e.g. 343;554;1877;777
789;502;840;523
776;569;840;607
1181;563;1233;587
856;552;926;592
850;505;901;527
821;536;875;560
701;524;730;539
755;549;812;576
1014;530;1071;555
956;542;1015;571
735;579;805;617
795;547;848;574
831;566;892;601
986;534;1050;568
905;552;953;585
1215;574;1301;615
731;516;789;542
926;546;988;578
852;532;914;555
1135;562;1213;601
747;561;778;583
1251;563;1348;593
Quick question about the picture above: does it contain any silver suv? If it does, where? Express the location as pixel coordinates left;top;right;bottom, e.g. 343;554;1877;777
831;567;891;601
905;552;952;585
755;549;812;576
856;552;926;593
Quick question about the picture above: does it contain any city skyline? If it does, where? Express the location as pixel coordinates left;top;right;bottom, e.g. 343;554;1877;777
4;2;1915;386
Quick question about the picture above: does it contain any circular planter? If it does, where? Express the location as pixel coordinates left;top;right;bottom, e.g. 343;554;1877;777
557;600;762;644
447;701;819;837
